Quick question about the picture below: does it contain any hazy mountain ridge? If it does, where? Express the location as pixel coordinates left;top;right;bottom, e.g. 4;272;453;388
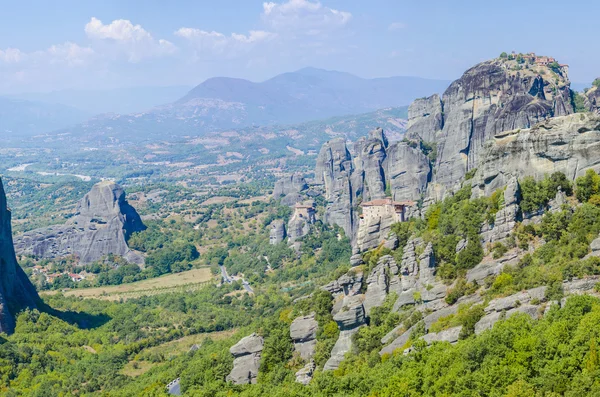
0;97;90;138
53;68;448;141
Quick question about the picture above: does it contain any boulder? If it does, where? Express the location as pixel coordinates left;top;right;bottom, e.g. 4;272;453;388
227;333;264;385
290;314;318;361
273;174;308;199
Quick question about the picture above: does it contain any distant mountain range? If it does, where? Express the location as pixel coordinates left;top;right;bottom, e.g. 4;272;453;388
52;68;450;142
0;97;90;138
10;86;191;115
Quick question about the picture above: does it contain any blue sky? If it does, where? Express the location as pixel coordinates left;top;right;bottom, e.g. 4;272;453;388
0;0;597;93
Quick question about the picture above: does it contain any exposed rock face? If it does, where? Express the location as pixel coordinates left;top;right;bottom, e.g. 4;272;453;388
269;220;286;245
324;295;365;371
585;85;600;114
0;178;39;334
363;255;400;316
353;128;388;200
314;138;357;239
387;142;431;202
393;239;445;311
474;287;546;334
474;113;600;196
430;59;573;196
480;177;521;244
295;361;316;385
405;94;444;142
14;181;145;265
290;314;318;361
273;174;308;206
227;333;264;385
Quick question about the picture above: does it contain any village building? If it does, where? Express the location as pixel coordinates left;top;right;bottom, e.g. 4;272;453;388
360;198;414;223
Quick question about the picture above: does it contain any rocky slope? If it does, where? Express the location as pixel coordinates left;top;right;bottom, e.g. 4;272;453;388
0;178;39;334
14;181;146;264
315;55;582;249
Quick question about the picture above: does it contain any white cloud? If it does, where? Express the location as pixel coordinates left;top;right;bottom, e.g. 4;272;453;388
44;42;95;66
262;0;351;34
388;22;406;31
175;27;275;59
0;48;24;63
85;17;176;62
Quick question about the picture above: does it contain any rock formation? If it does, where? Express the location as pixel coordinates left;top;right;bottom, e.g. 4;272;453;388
290;313;318;361
227;333;264;385
473;113;600;196
429;58;573;197
316;128;429;249
480;177;521;244
269;220;286;245
290;313;318;384
363;255;400;316
314;137;358;239
273;173;308;206
585;85;600;114
324;295;366;371
14;181;146;265
405;94;444;143
0;177;39;334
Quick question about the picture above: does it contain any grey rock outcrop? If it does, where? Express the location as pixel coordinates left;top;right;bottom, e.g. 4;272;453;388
480;177;521;244
421;326;462;345
405;94;444;143
287;202;316;243
585;85;600;114
363;255;400;316
295;361;316;385
430;59;573;197
324;296;365;371
290;314;318;361
14;181;146;265
387;141;431;202
314;138;358;239
474;287;546;334
0;177;39;334
269;220;286;245
474;113;600;197
274;174;308;206
316;128;429;247
227;333;264;385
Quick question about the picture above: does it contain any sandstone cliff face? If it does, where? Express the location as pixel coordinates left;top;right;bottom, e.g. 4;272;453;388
473;113;600;196
0;178;39;334
585;85;600;114
14;181;146;265
429;59;573;197
405;94;444;142
314;138;358;239
273;174;308;206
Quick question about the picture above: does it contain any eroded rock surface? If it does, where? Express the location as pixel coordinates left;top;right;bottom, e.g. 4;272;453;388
269;219;286;245
290;314;318;361
14;181;145;264
227;333;264;385
324;296;365;371
0;178;39;334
